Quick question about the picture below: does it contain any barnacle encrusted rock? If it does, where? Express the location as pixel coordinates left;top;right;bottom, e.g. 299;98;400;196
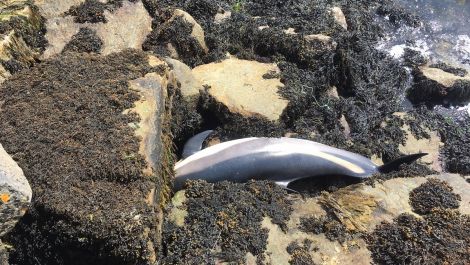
0;50;176;264
192;57;289;122
0;144;32;237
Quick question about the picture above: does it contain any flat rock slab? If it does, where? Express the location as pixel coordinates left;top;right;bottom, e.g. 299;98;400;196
0;50;175;264
0;144;32;237
192;57;289;121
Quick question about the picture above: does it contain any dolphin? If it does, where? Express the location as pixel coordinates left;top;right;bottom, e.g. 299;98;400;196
173;131;427;191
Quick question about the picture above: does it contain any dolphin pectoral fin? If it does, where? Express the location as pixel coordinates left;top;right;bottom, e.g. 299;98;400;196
275;181;299;193
181;130;214;159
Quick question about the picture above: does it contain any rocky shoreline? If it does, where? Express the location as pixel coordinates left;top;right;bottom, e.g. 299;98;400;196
0;0;469;264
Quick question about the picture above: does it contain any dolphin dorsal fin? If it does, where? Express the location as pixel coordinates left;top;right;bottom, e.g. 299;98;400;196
181;130;214;159
377;153;428;173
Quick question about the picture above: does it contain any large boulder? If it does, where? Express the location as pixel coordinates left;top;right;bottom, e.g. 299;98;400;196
0;144;32;237
0;50;176;264
193;57;289;122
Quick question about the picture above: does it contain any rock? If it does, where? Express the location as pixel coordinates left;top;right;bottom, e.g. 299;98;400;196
165;57;202;102
0;144;32;237
34;0;85;19
331;7;348;30
41;16;81;58
41;0;152;58
0;1;45;82
409;65;470;106
170;9;208;54
214;10;231;24
143;9;208;66
304;34;338;50
0;51;176;264
0;241;8;265
164;174;467;264
395;112;443;172
93;1;152;55
192;57;289;122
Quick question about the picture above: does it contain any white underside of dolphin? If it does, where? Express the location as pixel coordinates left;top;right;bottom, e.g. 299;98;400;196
173;131;427;191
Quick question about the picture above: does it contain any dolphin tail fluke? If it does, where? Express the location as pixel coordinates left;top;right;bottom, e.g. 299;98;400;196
181;130;214;159
377;153;428;173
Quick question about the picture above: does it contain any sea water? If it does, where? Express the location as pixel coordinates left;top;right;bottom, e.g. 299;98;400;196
377;0;470;115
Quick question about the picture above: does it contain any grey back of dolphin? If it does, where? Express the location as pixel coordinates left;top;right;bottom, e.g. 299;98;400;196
174;136;379;190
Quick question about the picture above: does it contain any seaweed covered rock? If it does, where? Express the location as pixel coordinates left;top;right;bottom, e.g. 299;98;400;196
0;144;32;237
0;242;7;265
367;210;469;265
143;8;208;67
409;178;461;215
408;64;470;106
40;0;152;58
164;57;204;150
0;50;176;264
0;0;46;80
62;27;102;53
163;174;469;264
397;113;443;172
162;180;293;264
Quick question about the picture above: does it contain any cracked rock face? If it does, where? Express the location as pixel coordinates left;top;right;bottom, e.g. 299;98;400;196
0;144;32;237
